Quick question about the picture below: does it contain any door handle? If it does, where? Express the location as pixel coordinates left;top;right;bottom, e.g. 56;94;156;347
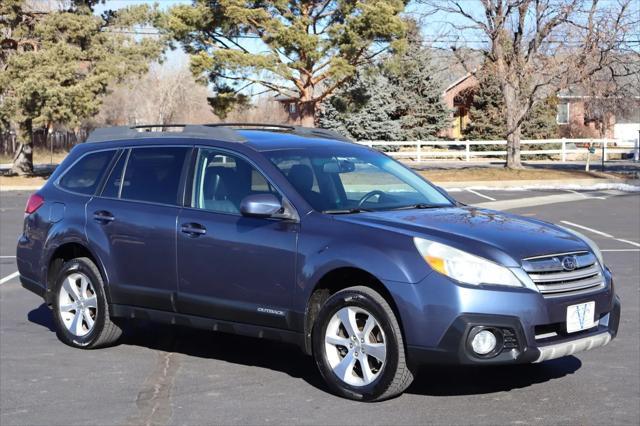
181;223;207;236
93;210;115;223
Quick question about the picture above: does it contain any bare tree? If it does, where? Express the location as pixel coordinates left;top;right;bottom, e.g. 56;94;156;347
98;66;217;126
419;0;636;168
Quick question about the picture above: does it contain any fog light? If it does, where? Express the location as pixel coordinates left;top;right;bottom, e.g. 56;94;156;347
471;329;497;355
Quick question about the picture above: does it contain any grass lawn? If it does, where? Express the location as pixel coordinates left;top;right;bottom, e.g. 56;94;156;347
419;168;617;182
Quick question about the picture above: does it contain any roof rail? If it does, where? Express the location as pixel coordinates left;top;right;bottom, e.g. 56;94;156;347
86;123;351;144
202;122;352;142
86;124;245;143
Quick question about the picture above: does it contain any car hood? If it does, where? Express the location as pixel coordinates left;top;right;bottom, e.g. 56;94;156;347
335;206;589;267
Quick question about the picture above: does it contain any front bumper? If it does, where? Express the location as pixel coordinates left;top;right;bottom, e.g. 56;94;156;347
407;296;620;366
389;268;620;367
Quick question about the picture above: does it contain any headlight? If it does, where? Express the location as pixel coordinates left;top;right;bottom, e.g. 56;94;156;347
414;238;522;287
558;226;604;265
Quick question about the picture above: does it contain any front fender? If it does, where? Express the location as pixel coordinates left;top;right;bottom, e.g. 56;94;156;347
294;213;430;309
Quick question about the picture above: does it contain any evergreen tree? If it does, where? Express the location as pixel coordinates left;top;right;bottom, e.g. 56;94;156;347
318;31;450;141
461;72;506;140
162;0;407;127
463;71;558;141
318;70;401;141
0;1;163;174
385;26;450;140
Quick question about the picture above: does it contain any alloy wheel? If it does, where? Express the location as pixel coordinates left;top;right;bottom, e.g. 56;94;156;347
324;306;387;387
58;272;98;337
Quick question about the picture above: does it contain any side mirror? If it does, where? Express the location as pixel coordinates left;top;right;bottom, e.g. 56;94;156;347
240;194;283;218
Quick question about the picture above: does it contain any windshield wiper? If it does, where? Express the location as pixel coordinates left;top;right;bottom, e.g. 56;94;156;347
384;203;448;211
323;207;373;214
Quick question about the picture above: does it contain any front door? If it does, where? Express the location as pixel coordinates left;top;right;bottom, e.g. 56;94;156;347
176;148;298;329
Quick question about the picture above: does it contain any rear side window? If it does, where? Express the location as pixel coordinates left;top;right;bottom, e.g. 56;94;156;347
58;150;115;195
120;147;189;205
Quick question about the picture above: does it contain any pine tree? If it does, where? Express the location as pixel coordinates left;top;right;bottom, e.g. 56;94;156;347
317;70;401;141
0;1;163;174
462;72;506;140
463;71;558;141
317;29;450;142
385;27;451;140
162;0;407;127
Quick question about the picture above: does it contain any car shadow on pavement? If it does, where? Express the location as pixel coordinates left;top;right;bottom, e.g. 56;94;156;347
26;308;583;398
119;321;329;391
408;358;582;396
28;303;56;332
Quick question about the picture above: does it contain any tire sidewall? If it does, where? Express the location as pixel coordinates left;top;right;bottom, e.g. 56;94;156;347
312;289;401;401
52;258;108;348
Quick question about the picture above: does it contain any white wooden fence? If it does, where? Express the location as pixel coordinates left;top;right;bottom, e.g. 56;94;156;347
356;138;640;162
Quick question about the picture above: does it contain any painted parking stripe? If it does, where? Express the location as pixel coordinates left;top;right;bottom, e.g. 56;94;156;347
0;271;19;285
561;220;640;248
560;221;614;238
466;188;496;201
615;239;640;248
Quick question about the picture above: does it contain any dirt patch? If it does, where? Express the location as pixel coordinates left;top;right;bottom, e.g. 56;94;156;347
419;168;619;182
0;175;48;189
0;149;68;165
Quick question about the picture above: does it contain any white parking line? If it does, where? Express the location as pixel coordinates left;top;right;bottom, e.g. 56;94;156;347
0;271;19;285
615;239;640;248
561;220;640;248
466;188;496;201
565;190;607;200
560;221;614;238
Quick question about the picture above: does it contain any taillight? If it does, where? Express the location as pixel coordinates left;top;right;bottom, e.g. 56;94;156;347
25;193;44;214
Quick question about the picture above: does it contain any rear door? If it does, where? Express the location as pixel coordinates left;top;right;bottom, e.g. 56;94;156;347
86;146;191;311
176;147;299;328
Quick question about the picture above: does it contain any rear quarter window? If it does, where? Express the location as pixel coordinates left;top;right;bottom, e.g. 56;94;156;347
58;150;115;195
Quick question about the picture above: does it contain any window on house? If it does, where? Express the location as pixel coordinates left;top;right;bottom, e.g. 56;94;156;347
557;102;569;124
288;103;297;114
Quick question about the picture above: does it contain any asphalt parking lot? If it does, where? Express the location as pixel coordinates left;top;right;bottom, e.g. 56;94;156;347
1;189;638;425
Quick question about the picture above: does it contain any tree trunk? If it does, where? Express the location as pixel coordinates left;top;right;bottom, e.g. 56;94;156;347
505;127;522;169
10;120;34;176
297;100;316;127
503;89;523;169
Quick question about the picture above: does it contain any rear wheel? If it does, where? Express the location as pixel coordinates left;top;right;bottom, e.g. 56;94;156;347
312;286;414;401
51;257;122;348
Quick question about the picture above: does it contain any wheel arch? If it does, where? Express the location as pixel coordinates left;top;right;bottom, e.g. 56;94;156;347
45;241;111;304
302;267;405;356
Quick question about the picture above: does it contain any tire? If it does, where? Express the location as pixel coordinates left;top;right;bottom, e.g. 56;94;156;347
51;257;122;349
312;286;414;401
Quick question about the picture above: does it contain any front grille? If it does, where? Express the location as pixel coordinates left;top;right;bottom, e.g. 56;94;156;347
522;251;604;297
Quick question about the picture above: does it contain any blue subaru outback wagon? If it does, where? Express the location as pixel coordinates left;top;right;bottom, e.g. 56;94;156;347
17;124;620;401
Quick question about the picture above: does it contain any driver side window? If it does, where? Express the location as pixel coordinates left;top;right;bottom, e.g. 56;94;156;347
191;148;279;215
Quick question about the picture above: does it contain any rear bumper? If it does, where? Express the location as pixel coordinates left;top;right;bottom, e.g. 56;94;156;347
407;294;621;366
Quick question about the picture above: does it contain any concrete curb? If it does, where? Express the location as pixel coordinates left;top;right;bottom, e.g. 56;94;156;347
436;178;640;190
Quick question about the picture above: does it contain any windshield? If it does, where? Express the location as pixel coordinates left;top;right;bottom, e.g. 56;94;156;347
267;148;453;213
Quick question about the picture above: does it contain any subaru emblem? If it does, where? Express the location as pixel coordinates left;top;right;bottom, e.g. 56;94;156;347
562;256;578;271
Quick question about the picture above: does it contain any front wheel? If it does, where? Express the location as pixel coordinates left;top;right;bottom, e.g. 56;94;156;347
312;286;414;401
51;257;122;348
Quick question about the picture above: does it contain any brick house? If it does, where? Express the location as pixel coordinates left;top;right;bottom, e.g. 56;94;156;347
441;72;639;141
